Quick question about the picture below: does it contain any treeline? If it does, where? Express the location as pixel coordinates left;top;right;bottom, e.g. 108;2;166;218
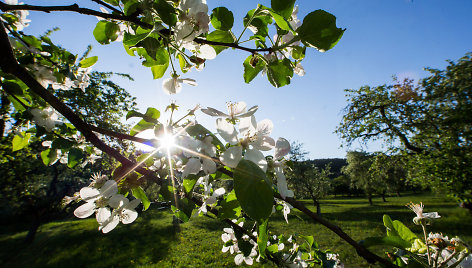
286;149;422;215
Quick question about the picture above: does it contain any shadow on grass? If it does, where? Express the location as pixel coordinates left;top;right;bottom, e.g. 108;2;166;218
0;210;179;268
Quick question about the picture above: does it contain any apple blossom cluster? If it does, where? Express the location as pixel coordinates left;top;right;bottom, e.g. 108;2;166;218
73;173;141;233
202;101;293;198
30;106;62;132
221;220;258;266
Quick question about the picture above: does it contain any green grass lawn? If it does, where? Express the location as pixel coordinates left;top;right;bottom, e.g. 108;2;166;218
1;193;471;267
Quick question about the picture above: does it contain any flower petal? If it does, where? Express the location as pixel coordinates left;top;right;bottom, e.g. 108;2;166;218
239;115;257;136
180;78;198;86
216;118;239;144
79;187;100;202
100;180;118;198
256;119;273;136
183;158;202;177
234;254;245;265
200;107;229;117
275;138;291;159
220;146;243;168
96;207;111;224
202;157;217;174
244;148;267;172
109;194;128;209
74;202;96;218
100;214;120;233
121;209;138;224
235;105;258;119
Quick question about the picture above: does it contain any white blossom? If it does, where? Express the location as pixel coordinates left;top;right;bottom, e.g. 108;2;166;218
162;75;197;95
406;202;440;225
97;194;141;233
73;179;118;219
201;101;258;123
30;107;61;131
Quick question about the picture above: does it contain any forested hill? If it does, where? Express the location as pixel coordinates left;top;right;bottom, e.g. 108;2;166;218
307;158;347;179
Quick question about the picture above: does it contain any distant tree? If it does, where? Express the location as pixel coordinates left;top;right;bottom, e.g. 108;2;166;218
337;53;472;212
370;153;407;198
331;174;352;197
342;151;384;205
287;141;331;215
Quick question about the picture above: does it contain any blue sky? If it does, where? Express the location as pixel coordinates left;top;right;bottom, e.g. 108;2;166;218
22;0;472;159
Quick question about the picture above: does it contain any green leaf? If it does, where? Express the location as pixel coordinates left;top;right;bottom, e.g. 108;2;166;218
267;9;292;31
2;80;24;96
103;0;119;6
296;10;345;52
291;46;306;60
361;236;411;249
211;7;234;31
182;174;199;194
171;205;189;222
218;190;242;219
41;148;58;166
271;0;295;19
51;138;74;150
234;160;273;223
93;21;120;44
267;58;293;87
131;186;151;211
243;54;265;83
124;0;139;16
130;119;155;136
123;31;151;47
206;30;235;54
183;174;199;194
79;56;98;68
136;153;155;167
12;133;31;152
185;124;224;149
154;0;177;26
178;54;189;73
151;62;169;79
127;108;159;123
67;148;83;168
257;219;269;258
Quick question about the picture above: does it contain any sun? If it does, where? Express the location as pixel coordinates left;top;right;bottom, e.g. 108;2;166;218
158;132;175;149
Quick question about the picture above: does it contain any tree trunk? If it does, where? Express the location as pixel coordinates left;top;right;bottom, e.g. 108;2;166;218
24;210;40;244
311;196;321;216
381;192;387;202
460;201;472;215
396;191;401;197
368;193;373;206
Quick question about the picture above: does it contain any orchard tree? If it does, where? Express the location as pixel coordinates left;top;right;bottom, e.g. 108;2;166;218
0;0;428;267
342;151;383;205
370;153;407;198
0;64;136;242
337;53;472;211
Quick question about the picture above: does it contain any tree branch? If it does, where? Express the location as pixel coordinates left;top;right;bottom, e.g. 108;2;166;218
278;194;398;267
379;106;423;153
0;2;272;53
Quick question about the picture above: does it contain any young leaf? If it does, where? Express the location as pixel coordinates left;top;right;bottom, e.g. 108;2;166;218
234;160;273;223
296;10;345;52
67;148;84;168
243;54;265;83
41;148;58;166
211;7;234;31
206;30;235;54
12;133;31;152
267;58;293;87
131;186;151;211
79;56;98;68
257;219;269;259
218;190;242;219
130;119;155;136
93;21;120;44
151;62;169;79
154;0;177;26
183;174;199;194
271;0;295;19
